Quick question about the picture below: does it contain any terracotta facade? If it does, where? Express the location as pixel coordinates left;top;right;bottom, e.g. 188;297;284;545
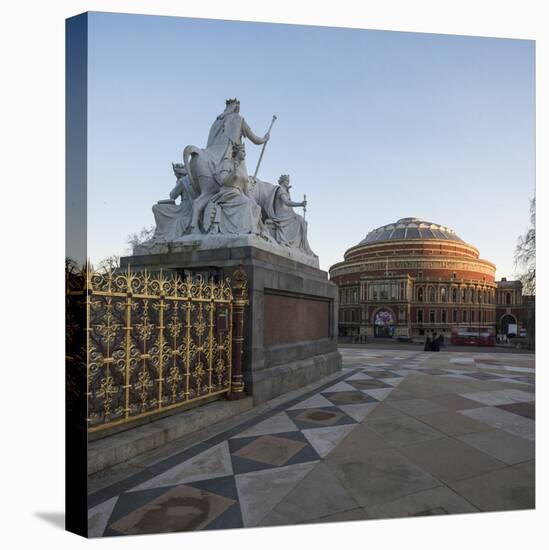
329;217;498;339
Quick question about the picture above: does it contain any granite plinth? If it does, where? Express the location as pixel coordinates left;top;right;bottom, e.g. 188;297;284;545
121;245;341;404
133;233;320;268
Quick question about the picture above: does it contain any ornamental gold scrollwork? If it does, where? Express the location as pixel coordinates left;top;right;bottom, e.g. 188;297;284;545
66;264;236;432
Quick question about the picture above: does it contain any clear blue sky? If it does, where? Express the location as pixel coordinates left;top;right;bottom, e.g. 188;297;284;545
87;11;535;278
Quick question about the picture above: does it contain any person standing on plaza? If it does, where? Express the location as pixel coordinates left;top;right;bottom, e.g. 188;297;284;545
424;334;432;351
431;332;440;352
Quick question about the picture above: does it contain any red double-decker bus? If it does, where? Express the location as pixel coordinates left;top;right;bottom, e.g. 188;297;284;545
450;326;495;346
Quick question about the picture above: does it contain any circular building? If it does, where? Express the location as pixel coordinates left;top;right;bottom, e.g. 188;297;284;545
329;217;497;341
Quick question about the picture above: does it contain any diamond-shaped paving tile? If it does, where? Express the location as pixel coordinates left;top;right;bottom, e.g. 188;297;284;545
231;412;298;438
322;381;357;392
345;372;374;381
128;442;233;492
348;379;392;390
293;407;344;425
322;390;377;406
109;484;236;534
301;424;356;457
361;387;394;401
88;496;119;538
418;369;452;376
232;434;307;466
338;402;378;422
366;371;395;379
236;461;318;527
382;377;405;387
287;393;334;410
288;407;357;429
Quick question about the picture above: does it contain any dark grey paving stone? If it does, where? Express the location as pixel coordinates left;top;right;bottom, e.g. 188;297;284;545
326;442;441;507
363;486;479;519
312;507;369;524
384;398;448;417
366;415;445;447
398;437;506;483
497;402;535;419
348;379;393;390
428;393;486;411
385;390;418;402
416;410;492;436
457;430;535;465
513;460;535;484
365;403;409;421
259;462;359;526
459;406;532;429
326;424;395;457
449;466;535;511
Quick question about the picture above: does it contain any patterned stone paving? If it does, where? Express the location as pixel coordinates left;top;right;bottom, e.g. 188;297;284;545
88;348;535;536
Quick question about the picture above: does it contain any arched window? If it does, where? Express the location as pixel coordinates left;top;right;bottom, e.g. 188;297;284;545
505;292;511;305
452;288;457;302
417;287;424;302
429;286;436;302
461;288;466;302
441;287;447;302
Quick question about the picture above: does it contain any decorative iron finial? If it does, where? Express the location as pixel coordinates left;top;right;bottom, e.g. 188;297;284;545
232;264;248;303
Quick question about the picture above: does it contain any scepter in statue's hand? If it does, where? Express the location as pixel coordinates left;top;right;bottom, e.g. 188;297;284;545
253;115;277;180
303;194;307;220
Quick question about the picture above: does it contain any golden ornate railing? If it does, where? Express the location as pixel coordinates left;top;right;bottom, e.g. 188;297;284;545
66;264;247;433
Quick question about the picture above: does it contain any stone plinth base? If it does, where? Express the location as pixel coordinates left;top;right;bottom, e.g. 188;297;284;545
133;233;320;268
121;245;341;404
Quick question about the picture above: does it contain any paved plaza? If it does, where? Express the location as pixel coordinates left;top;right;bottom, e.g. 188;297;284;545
87;347;535;537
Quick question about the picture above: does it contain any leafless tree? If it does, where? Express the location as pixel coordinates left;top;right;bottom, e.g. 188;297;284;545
126;225;155;253
96;254;121;272
514;197;535;295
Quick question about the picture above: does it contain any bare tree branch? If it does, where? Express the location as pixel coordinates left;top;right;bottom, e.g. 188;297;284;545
96;255;121;273
126;225;155;253
514;197;535;294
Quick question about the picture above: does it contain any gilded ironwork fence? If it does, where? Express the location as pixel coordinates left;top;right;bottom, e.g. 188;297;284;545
67;265;243;433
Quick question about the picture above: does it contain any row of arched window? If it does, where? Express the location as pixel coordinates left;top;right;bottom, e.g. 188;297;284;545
339;287;359;305
417;308;495;324
340;309;359;323
416;286;495;304
497;291;518;306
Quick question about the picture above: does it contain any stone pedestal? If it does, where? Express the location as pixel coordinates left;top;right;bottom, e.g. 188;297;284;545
121;243;341;404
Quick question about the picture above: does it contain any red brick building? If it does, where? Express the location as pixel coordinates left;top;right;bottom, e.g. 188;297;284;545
495;278;535;342
495;278;523;335
329;217;498;340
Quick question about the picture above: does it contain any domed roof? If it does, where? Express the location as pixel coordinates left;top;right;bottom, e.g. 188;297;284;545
358;217;464;245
